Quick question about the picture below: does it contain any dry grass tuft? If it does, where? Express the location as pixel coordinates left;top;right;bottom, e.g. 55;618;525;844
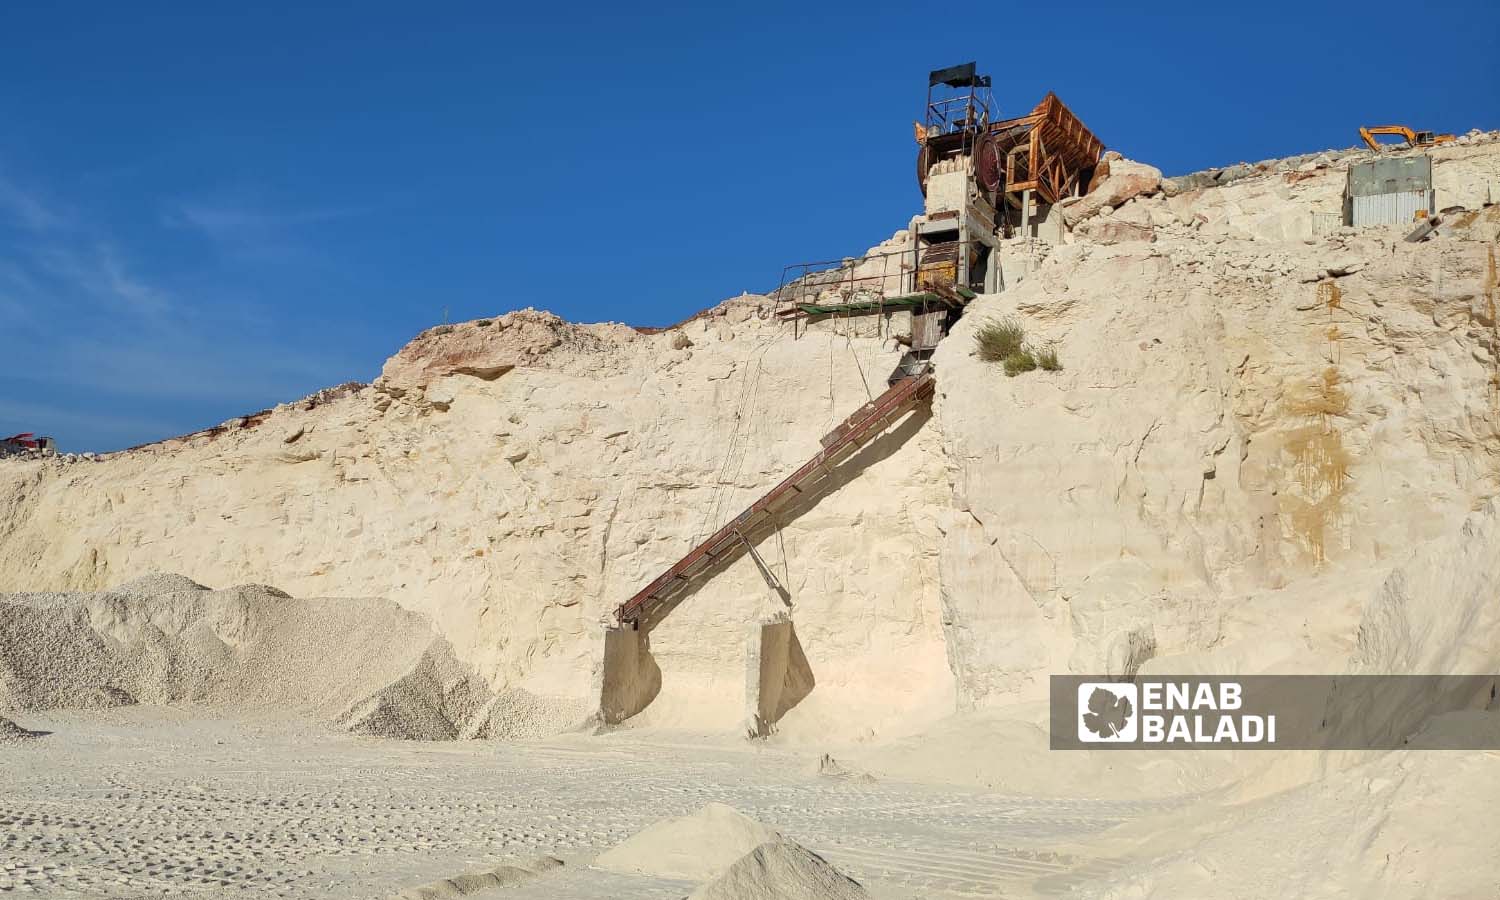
1003;350;1038;377
976;318;1026;363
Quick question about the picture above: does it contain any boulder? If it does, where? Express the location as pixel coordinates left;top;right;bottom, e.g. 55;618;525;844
1081;220;1156;245
1061;157;1163;227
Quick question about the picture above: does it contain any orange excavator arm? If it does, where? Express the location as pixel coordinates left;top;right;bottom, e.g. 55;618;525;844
1360;125;1415;150
1360;125;1456;151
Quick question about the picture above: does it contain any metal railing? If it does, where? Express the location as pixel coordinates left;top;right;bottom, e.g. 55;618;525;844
926;91;994;137
773;239;987;316
1312;211;1342;236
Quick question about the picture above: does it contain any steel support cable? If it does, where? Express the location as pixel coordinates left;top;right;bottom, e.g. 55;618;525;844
709;358;765;533
698;355;761;541
825;327;837;431
847;315;875;402
695;334;777;542
695;350;759;540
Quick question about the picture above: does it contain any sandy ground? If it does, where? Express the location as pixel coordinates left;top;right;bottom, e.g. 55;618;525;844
0;708;1173;899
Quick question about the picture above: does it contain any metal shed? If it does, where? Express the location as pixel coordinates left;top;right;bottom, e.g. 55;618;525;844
1344;155;1435;226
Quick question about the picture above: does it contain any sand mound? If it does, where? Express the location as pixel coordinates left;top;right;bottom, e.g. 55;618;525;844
688;840;868;900
335;647;491;741
459;688;590;740
0;575;577;742
808;753;874;783
1080;744;1500;900
0;714;43;743
391;855;562;899
594;803;782;881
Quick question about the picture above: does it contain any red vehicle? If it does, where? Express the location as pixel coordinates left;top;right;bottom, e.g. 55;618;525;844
1;433;56;455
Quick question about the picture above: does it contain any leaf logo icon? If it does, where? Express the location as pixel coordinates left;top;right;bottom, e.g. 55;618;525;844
1075;682;1138;742
1083;687;1133;738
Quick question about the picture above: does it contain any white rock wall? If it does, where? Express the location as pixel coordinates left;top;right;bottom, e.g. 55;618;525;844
3;139;1498;737
0;300;954;739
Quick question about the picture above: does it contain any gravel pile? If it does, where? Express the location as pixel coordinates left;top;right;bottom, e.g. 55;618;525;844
0;573;575;741
0;714;44;743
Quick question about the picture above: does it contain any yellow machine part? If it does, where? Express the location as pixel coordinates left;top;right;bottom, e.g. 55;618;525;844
917;241;958;291
1359;125;1457;151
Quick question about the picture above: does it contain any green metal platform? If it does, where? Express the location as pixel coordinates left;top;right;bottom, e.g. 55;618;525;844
785;287;977;318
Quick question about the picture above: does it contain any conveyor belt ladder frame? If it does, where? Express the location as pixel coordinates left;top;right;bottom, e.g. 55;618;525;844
613;369;935;626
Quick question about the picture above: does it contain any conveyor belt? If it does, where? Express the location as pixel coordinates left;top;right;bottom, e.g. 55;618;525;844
613;368;935;626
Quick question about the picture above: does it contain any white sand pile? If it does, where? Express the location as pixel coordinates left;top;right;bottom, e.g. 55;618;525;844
0;573;578;741
391;855;562;899
0;714;43;743
808;753;874;782
1078;741;1500;900
688;840;868;900
593;803;782;881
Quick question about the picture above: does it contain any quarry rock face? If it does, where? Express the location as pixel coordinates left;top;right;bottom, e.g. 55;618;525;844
933;226;1500;705
377;309;642;393
1060;154;1163;226
1;139;1499;742
0;289;954;739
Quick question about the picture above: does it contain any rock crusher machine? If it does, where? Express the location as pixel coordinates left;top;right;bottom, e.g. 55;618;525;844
598;64;1104;727
614;61;1107;631
912;62;1006;303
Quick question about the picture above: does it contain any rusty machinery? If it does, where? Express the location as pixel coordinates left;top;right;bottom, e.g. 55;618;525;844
911;63;1003;300
774;65;1105;333
916;64;1104;235
614;67;1105;635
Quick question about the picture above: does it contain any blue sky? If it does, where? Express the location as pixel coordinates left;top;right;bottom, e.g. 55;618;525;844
2;2;1496;451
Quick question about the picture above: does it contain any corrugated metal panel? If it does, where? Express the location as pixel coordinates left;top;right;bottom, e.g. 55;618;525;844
1350;190;1434;227
1347;156;1433;198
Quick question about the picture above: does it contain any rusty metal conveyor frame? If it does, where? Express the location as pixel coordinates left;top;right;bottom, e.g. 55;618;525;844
614;369;936;626
988;91;1104;207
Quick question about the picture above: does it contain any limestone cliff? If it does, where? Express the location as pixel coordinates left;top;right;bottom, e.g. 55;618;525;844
3;136;1498;741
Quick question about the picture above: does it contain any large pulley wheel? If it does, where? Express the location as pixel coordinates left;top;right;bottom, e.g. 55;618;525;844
972;131;1002;201
916;142;933;196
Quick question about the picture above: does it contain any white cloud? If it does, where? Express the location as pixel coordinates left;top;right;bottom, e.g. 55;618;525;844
173;202;364;233
33;244;171;318
0;171;371;450
46;332;356;404
163;196;374;267
99;246;171;317
0;171;69;231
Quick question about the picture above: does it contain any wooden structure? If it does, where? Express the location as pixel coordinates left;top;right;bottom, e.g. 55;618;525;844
989;92;1104;210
